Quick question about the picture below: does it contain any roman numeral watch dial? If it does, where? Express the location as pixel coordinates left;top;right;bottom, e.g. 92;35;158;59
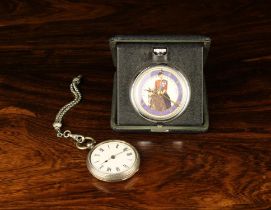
87;140;139;182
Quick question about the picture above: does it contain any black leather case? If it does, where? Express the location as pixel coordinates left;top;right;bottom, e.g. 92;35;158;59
110;35;211;132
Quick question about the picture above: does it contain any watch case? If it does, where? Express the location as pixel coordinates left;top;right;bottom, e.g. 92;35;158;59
109;35;211;133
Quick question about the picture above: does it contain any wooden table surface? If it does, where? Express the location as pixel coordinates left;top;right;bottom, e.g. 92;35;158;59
0;1;271;209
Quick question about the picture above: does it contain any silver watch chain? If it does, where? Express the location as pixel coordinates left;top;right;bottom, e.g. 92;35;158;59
52;75;96;150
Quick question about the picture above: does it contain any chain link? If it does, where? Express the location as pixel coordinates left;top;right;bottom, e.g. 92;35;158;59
53;75;96;150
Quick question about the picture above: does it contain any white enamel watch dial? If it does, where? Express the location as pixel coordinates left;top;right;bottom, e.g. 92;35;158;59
130;65;190;122
87;140;140;182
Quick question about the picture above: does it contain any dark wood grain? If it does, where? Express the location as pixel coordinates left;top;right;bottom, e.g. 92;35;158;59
0;0;271;209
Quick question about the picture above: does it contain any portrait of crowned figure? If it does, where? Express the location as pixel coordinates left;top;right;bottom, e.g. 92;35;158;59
148;71;172;112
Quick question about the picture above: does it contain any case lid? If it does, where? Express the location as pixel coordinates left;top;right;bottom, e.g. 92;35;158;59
109;35;211;67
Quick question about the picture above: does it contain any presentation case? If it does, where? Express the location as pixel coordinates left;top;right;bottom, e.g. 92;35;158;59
110;35;211;133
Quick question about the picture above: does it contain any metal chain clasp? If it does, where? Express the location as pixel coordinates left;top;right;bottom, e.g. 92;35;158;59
55;129;96;150
69;133;85;143
76;137;96;150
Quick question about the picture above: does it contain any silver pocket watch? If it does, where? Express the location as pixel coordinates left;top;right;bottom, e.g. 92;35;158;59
87;140;139;182
53;75;140;182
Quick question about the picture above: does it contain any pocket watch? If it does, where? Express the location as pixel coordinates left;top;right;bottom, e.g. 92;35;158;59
53;75;140;182
87;140;140;182
130;64;190;122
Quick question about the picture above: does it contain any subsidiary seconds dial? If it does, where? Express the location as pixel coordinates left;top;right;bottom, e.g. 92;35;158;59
87;140;140;182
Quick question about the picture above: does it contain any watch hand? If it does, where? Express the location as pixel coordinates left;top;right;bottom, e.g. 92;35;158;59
100;152;124;165
100;159;109;165
100;148;129;165
112;151;125;157
111;148;129;159
100;156;112;165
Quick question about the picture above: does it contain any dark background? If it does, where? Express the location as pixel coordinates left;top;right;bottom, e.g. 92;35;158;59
0;1;270;209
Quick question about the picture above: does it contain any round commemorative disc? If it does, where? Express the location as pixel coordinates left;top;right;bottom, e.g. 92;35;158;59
130;65;190;122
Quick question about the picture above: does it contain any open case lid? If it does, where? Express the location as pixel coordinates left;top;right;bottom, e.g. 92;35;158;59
109;35;211;67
